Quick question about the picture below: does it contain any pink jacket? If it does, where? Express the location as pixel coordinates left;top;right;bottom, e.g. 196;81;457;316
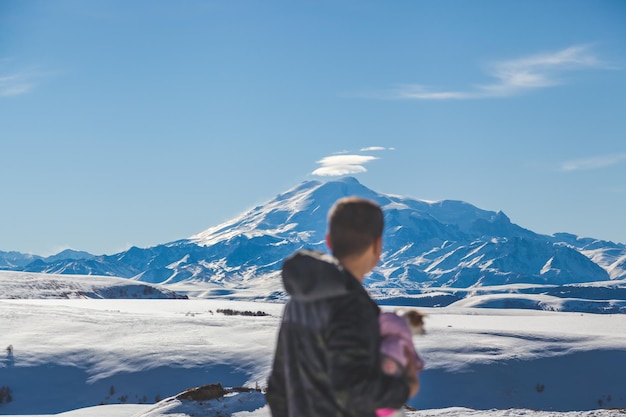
379;312;424;372
377;312;425;417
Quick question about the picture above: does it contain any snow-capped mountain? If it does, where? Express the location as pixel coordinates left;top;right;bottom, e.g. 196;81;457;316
4;177;626;304
0;250;42;269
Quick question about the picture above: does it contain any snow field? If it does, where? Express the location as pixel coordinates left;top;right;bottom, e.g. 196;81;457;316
2;299;626;416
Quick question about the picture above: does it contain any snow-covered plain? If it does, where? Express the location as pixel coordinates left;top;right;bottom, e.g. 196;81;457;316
2;293;626;417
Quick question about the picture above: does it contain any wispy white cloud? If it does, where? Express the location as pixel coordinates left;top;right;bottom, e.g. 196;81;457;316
312;154;379;176
360;146;396;152
369;45;608;101
0;71;36;97
560;153;626;171
0;59;52;97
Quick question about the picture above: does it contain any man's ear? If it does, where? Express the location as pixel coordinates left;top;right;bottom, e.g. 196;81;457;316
373;236;383;255
325;234;333;251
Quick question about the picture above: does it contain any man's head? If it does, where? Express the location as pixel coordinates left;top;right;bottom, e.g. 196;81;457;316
326;197;384;276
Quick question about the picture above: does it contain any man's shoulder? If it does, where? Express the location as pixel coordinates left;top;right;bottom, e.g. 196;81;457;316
326;282;379;320
284;281;378;325
282;250;354;302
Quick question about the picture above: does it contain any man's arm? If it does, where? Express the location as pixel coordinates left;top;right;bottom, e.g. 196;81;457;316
325;293;411;414
404;346;420;398
266;328;288;417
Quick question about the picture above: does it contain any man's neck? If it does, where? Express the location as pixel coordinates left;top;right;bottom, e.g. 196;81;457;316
333;240;380;283
339;257;368;283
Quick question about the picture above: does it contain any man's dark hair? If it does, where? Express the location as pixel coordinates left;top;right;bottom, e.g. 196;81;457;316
328;197;384;259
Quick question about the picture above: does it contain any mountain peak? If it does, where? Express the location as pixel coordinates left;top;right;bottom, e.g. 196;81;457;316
328;176;361;185
311;176;385;206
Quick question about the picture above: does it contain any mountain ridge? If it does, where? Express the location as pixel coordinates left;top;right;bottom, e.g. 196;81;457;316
2;177;625;305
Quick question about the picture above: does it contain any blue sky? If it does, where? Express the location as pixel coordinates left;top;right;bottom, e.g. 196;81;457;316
1;0;625;256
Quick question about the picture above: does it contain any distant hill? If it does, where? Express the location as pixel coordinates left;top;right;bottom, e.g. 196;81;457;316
0;250;42;269
0;248;95;269
44;249;96;263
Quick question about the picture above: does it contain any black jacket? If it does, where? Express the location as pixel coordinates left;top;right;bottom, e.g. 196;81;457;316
266;250;410;417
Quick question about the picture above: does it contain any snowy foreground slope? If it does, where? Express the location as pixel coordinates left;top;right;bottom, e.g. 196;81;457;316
0;271;186;299
2;299;626;416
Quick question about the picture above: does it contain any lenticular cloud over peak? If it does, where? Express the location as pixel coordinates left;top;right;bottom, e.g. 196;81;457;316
360;146;395;152
312;154;378;176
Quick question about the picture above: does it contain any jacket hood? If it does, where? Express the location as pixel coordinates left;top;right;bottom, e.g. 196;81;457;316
282;250;355;301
